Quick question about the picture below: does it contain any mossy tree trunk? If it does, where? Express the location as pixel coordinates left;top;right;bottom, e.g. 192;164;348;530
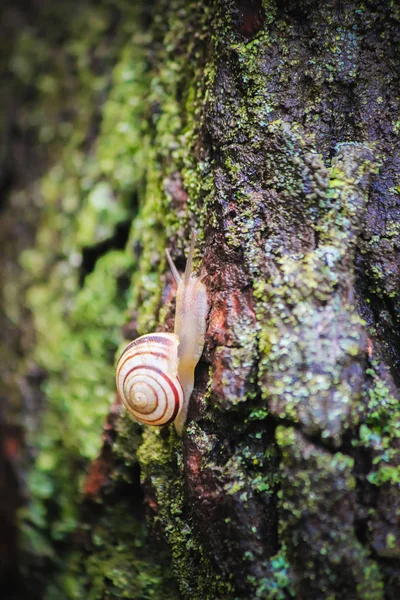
1;0;400;599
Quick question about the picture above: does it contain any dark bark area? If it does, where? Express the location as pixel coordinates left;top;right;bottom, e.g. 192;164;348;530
1;0;400;599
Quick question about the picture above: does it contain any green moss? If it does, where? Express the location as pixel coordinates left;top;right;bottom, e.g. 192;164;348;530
97;39;151;195
276;426;384;599
74;504;179;600
20;250;132;552
41;501;180;600
136;425;235;600
355;363;400;487
247;546;295;599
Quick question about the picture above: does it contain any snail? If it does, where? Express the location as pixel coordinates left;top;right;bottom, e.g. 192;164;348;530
116;235;208;436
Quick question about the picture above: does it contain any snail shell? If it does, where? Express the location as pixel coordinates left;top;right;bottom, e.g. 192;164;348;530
116;332;184;426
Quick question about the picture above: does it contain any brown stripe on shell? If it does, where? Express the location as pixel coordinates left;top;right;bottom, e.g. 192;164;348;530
116;351;170;375
156;368;181;424
117;333;176;361
148;334;177;347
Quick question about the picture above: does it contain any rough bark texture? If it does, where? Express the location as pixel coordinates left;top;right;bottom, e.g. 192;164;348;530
1;0;400;599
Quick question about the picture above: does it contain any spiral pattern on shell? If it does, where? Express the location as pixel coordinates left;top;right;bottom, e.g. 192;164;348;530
116;333;183;426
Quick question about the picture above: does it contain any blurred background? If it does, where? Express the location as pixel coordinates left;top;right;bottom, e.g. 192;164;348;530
0;1;157;597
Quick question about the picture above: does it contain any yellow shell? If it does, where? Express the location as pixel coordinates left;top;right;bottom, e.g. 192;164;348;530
115;332;183;426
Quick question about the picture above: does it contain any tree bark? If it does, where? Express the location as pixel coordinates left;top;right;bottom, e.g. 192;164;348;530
1;0;400;599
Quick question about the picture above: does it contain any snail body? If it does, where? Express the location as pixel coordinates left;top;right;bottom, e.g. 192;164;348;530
116;236;208;435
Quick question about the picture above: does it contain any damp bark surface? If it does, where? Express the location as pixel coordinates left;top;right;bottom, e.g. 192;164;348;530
1;1;400;599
